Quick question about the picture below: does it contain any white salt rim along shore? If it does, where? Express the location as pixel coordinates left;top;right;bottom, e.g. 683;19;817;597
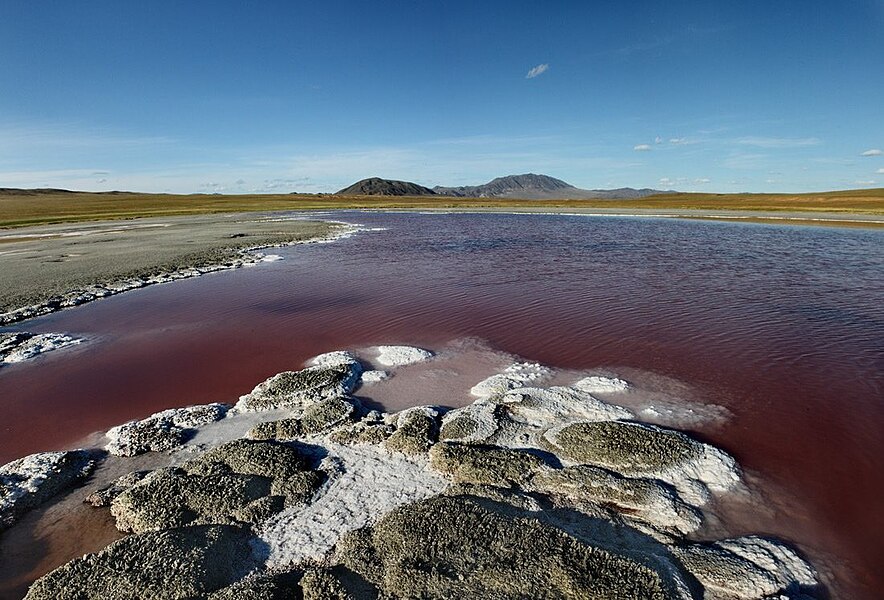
0;332;82;365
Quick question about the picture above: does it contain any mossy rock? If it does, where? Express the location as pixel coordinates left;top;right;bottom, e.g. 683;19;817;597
439;415;479;440
329;421;395;445
429;442;546;488
24;525;260;600
237;363;360;411
551;421;702;475
249;398;356;440
384;409;439;455
111;439;324;532
335;494;678;599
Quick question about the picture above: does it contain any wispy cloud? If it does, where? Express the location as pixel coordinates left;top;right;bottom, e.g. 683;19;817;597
525;63;549;79
694;177;711;184
877;168;884;174
861;148;882;156
654;136;663;144
723;153;767;169
854;180;876;185
737;136;821;148
633;144;652;152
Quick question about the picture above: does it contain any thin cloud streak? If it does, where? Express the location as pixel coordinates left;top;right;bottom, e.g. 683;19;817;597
525;63;549;79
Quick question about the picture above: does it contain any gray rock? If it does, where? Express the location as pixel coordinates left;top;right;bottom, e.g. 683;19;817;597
300;569;355;600
105;403;229;457
24;524;261;600
383;407;439;455
335;494;680;599
531;464;702;534
207;572;302;599
1;449;98;530
84;470;149;507
111;439;324;533
429;442;546;488
236;362;362;412
328;420;395;445
248;398;357;440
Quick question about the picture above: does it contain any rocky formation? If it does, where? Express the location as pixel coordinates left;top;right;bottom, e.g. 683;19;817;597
0;331;81;365
1;450;98;530
434;173;670;200
106;403;229;456
336;177;437;196
22;347;819;599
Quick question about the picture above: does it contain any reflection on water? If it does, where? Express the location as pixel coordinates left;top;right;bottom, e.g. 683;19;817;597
0;212;881;598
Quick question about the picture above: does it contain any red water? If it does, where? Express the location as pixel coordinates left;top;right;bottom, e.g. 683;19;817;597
1;212;882;598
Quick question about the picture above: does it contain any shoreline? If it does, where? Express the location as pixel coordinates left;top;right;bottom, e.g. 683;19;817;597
0;214;358;327
1;345;824;599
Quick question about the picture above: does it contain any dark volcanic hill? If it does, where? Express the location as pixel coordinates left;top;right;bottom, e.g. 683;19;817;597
336;177;436;196
433;174;668;199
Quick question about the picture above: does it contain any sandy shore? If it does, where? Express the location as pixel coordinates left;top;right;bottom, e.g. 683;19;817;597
0;213;341;326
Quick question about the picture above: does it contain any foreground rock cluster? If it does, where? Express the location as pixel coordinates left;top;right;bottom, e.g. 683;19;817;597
3;345;820;599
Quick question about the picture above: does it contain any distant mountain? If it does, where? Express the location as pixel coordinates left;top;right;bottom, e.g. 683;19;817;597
336;177;436;196
433;174;669;199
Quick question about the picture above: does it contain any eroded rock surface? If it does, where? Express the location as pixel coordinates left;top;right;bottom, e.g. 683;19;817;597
24;525;260;600
1;450;98;530
106;403;229;456
235;362;361;412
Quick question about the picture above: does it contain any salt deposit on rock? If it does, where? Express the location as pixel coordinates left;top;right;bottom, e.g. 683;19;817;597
0;332;82;365
105;403;229;456
21;349;819;600
470;361;551;397
258;442;447;568
1;450;97;530
359;369;389;383
373;345;434;367
574;375;630;394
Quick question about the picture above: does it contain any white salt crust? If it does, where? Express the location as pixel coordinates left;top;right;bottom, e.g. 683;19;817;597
573;375;630;394
0;332;82;364
469;361;552;397
257;441;447;568
373;345;434;367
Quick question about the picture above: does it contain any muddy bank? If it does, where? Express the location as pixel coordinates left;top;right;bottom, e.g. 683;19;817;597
2;346;822;599
0;213;344;325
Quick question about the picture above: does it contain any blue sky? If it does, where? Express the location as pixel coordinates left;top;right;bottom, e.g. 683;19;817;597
1;1;882;193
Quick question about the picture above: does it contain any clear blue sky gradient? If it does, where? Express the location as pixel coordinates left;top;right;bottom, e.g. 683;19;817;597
1;1;882;193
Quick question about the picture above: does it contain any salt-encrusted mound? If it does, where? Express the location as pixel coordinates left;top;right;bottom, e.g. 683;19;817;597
545;420;740;506
235;360;362;412
384;406;441;455
470;361;551;397
0;331;81;365
675;536;817;599
105;403;229;456
373;345;434;367
1;450;98;530
574;375;630;393
23;525;261;600
335;494;692;599
111;439;325;533
359;369;389;383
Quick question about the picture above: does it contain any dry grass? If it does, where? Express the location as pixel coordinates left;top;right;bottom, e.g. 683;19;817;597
1;188;882;229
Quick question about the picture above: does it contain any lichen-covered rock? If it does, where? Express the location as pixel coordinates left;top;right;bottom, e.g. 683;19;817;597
531;464;702;534
1;449;98;530
84;470;149;507
24;525;260;600
429;442;546;488
546;420;740;505
207;572;302;600
111;439;324;533
335;494;684;599
674;536;818;599
373;345;433;367
105;403;229;456
439;400;500;443
300;569;355;600
384;407;440;455
470;362;551;397
248;398;357;440
235;362;362;412
442;483;543;511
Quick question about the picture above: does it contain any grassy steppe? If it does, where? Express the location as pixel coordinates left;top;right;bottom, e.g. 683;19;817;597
1;188;882;229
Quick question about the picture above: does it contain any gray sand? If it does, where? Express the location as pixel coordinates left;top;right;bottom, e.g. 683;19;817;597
0;213;335;322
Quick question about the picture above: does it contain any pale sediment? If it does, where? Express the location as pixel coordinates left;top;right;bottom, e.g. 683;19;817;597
12;345;821;599
0;331;82;366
